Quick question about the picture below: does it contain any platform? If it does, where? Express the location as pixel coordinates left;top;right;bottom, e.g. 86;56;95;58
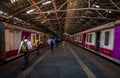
0;42;120;78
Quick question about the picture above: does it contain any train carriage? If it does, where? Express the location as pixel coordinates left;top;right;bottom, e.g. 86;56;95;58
0;22;48;63
68;19;120;61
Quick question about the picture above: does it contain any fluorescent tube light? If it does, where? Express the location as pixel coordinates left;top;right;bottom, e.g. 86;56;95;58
41;20;46;24
42;1;52;5
95;5;100;8
26;9;35;13
11;0;18;4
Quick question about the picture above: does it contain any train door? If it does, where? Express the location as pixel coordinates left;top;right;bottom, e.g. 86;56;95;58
95;32;101;51
36;34;39;39
82;34;86;47
21;31;31;40
0;23;5;62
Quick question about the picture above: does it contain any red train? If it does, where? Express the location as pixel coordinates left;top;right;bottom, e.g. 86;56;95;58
68;19;120;62
0;22;48;63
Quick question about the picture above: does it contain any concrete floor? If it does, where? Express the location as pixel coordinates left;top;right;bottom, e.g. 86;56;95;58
0;41;120;78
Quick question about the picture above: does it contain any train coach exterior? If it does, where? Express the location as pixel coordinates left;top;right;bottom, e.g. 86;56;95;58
99;28;114;57
84;28;115;56
0;22;48;63
69;20;120;61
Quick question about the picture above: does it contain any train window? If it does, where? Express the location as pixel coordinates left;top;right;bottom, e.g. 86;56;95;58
74;37;76;40
9;31;14;50
89;34;92;43
72;37;74;40
77;35;79;40
104;31;110;46
39;35;41;41
78;35;79;41
75;36;77;40
76;36;78;40
36;34;39;39
79;35;81;41
33;35;35;43
86;34;89;42
80;34;83;41
40;36;44;41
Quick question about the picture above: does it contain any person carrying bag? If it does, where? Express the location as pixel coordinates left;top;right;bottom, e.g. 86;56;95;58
18;36;32;69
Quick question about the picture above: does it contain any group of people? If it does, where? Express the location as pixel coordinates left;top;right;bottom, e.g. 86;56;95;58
17;36;60;70
47;37;60;51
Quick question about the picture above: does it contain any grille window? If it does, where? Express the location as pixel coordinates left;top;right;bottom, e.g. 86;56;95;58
33;35;35;43
86;34;89;42
104;31;110;46
79;35;82;41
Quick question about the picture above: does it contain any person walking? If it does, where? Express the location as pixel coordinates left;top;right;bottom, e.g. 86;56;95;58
55;38;59;48
18;36;32;69
47;38;51;48
35;38;40;55
50;38;55;51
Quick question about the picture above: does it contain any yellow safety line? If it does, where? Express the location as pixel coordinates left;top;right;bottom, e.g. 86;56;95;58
68;46;96;78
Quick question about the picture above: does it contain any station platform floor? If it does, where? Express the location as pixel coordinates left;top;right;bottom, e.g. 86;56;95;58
0;41;120;78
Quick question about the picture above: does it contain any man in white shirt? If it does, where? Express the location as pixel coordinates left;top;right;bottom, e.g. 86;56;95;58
18;36;32;69
47;38;51;48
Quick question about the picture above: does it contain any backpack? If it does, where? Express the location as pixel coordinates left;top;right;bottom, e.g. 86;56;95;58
21;41;28;52
51;40;54;45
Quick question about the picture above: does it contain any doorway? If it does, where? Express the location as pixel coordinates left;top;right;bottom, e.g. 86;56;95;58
0;23;5;61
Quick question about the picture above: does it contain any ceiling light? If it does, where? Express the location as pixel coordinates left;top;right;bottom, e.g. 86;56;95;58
10;0;18;4
0;10;3;14
26;9;35;13
41;20;46;24
47;11;50;14
92;4;100;8
95;5;100;8
105;10;112;13
42;1;52;5
82;16;86;17
35;16;41;19
8;15;13;18
108;11;112;13
0;10;8;15
47;11;54;15
14;17;19;20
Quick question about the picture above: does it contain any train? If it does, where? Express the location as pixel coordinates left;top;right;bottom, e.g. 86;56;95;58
67;19;120;61
0;22;48;64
